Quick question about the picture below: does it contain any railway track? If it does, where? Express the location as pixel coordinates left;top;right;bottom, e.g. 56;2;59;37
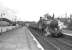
28;26;72;50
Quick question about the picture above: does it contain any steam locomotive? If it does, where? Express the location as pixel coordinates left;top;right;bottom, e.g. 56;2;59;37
29;20;63;38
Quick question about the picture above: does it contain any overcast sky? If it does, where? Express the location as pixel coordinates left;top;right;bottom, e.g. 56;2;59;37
0;0;72;21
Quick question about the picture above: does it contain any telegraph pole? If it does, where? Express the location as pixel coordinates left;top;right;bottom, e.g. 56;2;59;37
52;13;55;19
1;13;3;33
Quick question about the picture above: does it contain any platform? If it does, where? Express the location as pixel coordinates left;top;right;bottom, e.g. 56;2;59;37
0;27;43;50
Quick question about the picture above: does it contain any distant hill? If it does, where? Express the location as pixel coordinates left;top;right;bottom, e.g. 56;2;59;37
24;21;36;24
16;21;24;24
15;21;36;26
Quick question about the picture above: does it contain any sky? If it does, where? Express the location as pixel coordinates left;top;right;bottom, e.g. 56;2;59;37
0;0;72;21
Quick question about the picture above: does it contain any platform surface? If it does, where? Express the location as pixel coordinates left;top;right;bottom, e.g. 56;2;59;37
0;27;41;50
